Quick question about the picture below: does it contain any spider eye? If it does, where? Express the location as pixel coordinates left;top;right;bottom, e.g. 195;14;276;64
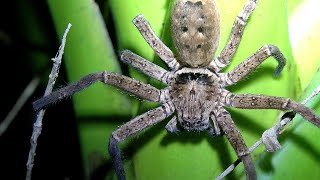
197;44;202;49
176;73;189;84
197;27;203;33
196;74;209;85
176;73;209;85
181;26;188;32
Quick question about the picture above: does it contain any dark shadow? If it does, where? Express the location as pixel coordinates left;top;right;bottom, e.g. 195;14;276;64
90;159;113;180
227;108;267;135
206;135;238;180
159;122;239;180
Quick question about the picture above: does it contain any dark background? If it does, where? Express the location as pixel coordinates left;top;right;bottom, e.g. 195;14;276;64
0;1;112;179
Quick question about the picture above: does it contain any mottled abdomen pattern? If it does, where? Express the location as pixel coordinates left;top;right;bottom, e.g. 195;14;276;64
171;0;220;67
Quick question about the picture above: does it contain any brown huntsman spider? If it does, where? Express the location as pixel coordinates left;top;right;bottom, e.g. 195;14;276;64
33;0;320;179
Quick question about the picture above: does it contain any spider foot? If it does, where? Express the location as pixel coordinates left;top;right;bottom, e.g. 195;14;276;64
109;136;126;180
165;117;181;134
262;128;281;152
262;111;297;152
209;115;222;137
207;124;222;137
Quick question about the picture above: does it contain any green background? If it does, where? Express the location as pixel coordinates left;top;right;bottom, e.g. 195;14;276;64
2;0;317;179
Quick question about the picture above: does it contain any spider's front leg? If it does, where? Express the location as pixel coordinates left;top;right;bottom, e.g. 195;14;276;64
210;0;257;71
109;102;175;180
221;44;286;86
225;93;320;127
214;108;256;180
133;14;180;70
33;71;162;111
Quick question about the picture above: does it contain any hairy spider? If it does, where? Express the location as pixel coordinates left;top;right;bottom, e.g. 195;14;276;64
33;0;320;179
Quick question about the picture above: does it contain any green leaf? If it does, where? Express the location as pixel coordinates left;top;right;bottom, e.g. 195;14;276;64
254;1;320;177
47;0;131;117
47;0;132;176
288;0;320;91
256;69;320;180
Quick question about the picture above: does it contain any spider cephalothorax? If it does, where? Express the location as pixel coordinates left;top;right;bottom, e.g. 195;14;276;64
32;0;320;180
169;68;221;132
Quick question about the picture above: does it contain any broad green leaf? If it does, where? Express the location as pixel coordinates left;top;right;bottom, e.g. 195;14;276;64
288;0;320;91
47;0;132;176
256;68;320;180
47;0;131;117
255;0;320;179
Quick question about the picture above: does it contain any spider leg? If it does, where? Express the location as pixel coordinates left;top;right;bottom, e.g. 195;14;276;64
225;93;320;127
165;116;181;134
133;14;180;70
215;108;256;180
221;44;286;86
210;114;221;136
33;71;165;111
120;50;173;84
209;0;257;71
109;102;175;180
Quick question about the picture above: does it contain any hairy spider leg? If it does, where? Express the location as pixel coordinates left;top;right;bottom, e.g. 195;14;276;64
209;0;257;71
109;102;174;180
220;44;286;86
214;108;257;180
225;93;320;127
133;15;180;70
33;72;162;111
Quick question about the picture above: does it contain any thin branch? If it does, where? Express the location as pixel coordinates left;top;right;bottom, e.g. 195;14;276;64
302;85;320;105
25;23;72;180
215;84;320;180
0;77;40;136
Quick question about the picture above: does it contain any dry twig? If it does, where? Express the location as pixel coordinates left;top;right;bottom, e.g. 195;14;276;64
25;23;71;180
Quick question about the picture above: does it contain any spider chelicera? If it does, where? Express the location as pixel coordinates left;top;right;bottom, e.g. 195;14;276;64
33;0;320;179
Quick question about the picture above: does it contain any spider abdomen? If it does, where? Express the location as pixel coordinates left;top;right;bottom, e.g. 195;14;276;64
171;0;220;67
